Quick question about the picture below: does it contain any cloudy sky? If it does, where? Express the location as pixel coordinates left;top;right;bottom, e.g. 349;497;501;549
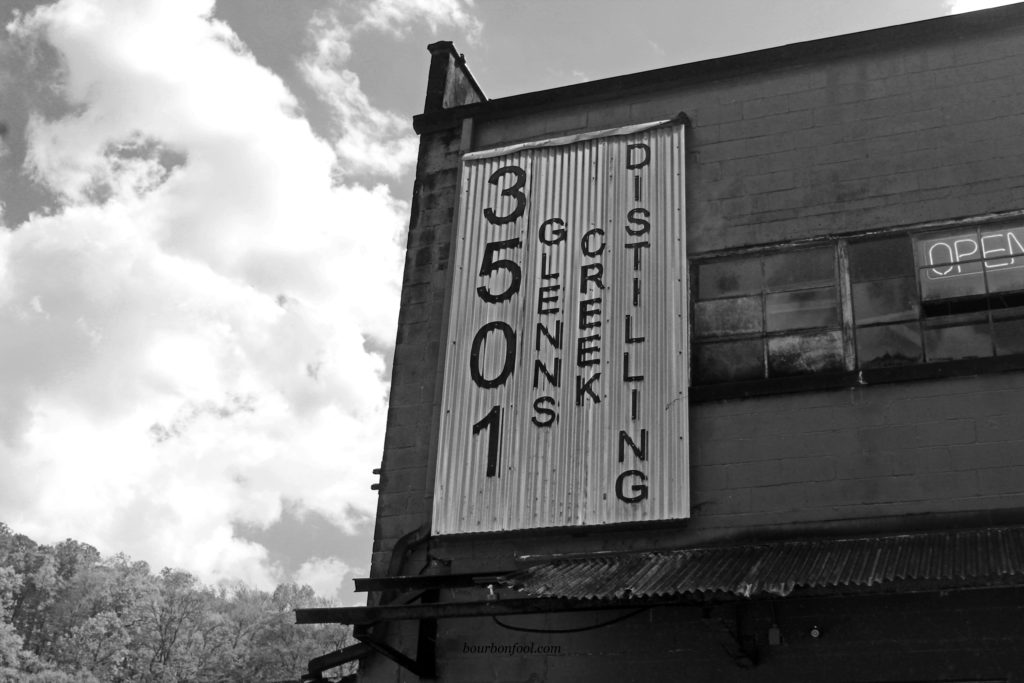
0;0;1017;604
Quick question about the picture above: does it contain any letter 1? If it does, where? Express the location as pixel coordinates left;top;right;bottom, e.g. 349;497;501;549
472;405;501;477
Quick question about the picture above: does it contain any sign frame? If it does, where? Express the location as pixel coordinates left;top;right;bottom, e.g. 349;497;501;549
432;120;689;535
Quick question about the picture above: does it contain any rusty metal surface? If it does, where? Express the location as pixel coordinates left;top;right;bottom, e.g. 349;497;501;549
502;526;1024;599
433;121;688;534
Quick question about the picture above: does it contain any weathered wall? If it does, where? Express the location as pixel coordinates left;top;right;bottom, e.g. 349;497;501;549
432;588;1024;682
375;9;1024;571
363;9;1024;682
369;122;462;575
472;17;1024;255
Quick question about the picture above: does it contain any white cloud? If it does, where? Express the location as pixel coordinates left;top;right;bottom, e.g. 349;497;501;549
299;0;479;178
947;0;1020;13
0;0;467;590
359;0;481;39
299;12;418;178
294;557;354;601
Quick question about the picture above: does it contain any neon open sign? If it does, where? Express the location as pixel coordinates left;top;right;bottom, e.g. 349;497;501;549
921;228;1024;278
917;226;1024;300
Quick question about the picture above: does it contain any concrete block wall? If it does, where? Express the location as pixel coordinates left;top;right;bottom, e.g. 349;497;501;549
360;11;1024;683
370;125;463;576
374;9;1024;576
432;588;1024;682
472;19;1024;255
689;372;1024;532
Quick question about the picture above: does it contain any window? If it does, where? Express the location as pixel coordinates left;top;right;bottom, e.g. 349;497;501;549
849;235;922;368
693;246;843;384
692;221;1024;388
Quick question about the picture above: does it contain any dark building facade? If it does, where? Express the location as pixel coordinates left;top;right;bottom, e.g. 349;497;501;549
300;6;1024;682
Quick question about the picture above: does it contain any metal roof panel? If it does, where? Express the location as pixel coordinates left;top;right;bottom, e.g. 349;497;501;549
502;527;1024;600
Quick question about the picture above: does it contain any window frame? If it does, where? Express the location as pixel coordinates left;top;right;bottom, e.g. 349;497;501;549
690;216;1024;402
692;244;845;385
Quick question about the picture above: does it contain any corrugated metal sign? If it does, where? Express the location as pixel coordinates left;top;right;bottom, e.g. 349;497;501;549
432;121;688;535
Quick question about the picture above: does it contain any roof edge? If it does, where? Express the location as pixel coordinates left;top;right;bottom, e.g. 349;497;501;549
414;4;1024;134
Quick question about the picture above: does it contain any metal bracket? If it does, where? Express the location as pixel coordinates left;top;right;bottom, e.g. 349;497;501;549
301;602;437;681
356;624;435;680
301;643;372;681
353;589;438;680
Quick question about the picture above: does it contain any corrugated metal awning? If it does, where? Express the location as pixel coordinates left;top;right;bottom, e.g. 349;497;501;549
502;526;1024;600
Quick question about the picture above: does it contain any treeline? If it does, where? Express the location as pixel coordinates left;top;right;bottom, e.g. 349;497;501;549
0;523;352;682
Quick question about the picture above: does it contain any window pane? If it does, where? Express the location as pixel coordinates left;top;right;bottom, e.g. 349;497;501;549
694;339;764;384
768;330;844;377
979;226;1024;270
765;287;838;332
856;322;922;368
697;257;761;299
764;247;833;292
916;230;984;269
992;307;1024;355
918;263;985;302
852;277;919;325
915;229;988;302
849;236;913;282
984;258;1024;294
694;296;762;338
922;312;992;362
989;290;1024;310
922;296;989;317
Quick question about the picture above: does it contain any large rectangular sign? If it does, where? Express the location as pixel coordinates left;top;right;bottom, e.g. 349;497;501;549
432;122;688;534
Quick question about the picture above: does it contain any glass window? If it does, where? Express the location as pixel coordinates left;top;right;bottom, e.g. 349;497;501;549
988;266;1024;294
992;306;1024;355
916;230;984;271
852;278;918;325
695;296;762;338
984;227;1024;292
764;247;833;292
694;339;764;384
915;229;985;302
923;312;992;361
918;259;985;301
768;331;844;377
856;322;922;368
693;247;840;385
694;223;1024;388
766;287;838;331
849;236;914;281
697;258;761;299
914;226;1024;302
